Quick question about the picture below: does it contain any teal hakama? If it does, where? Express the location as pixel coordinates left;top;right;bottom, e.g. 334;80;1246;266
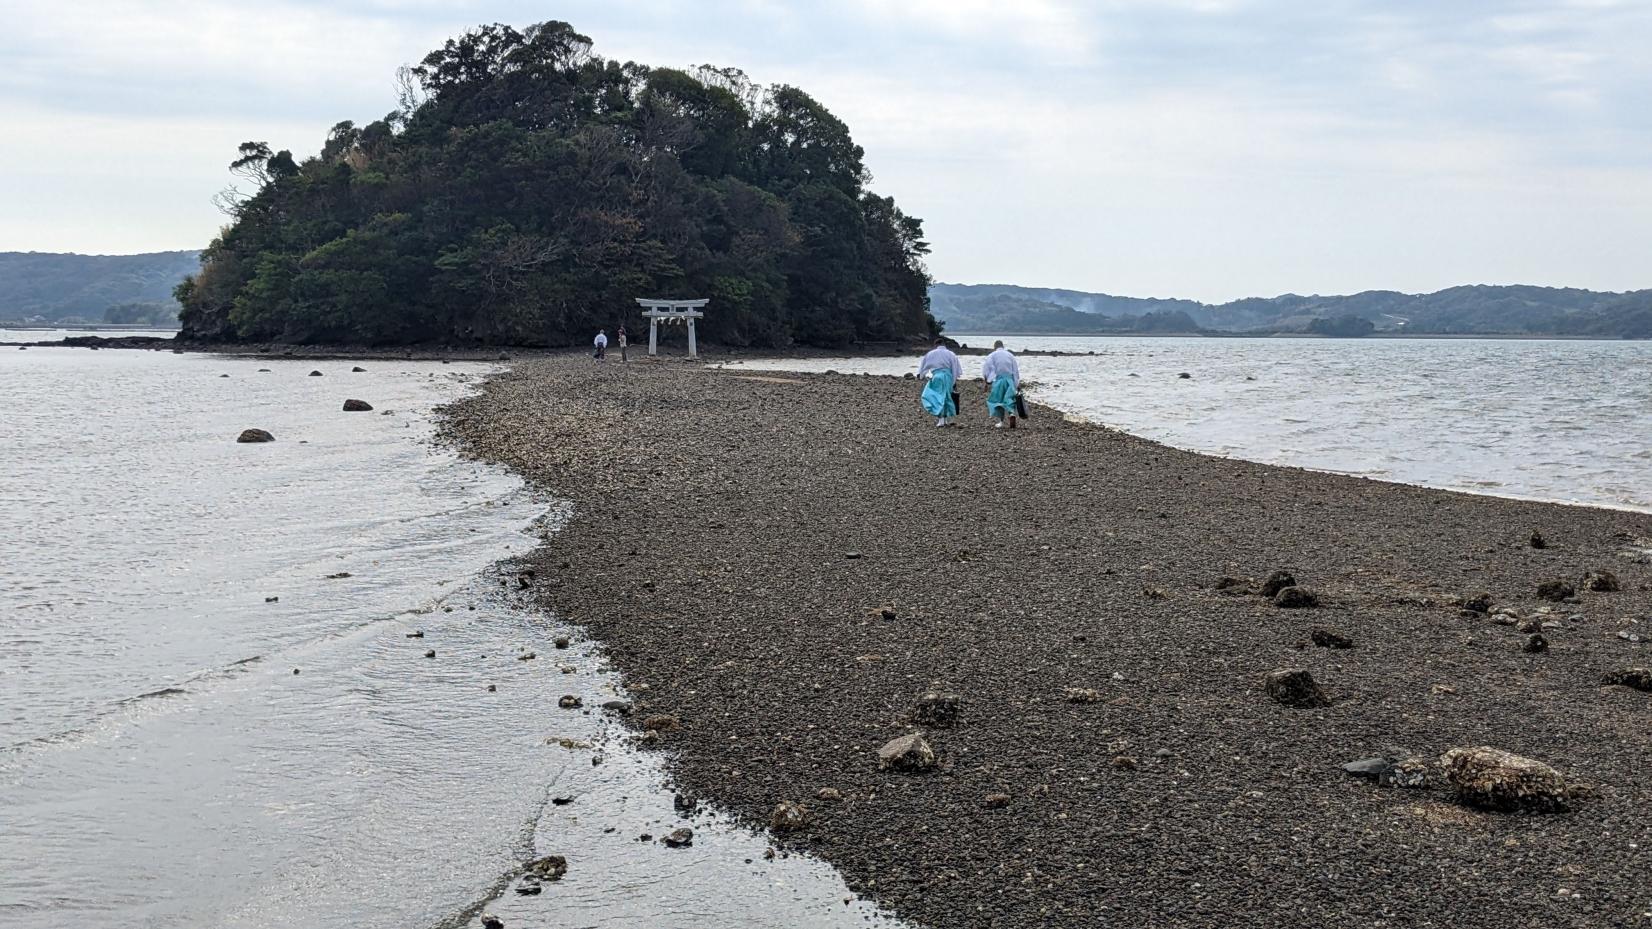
922;369;958;417
987;373;1018;418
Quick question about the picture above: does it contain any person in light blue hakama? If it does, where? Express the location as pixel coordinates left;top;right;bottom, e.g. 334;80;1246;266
981;340;1021;429
917;338;962;427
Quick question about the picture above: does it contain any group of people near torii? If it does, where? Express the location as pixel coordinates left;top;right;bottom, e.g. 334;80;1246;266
916;338;1024;429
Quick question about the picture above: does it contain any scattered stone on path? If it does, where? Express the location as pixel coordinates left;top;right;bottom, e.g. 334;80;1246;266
1381;757;1432;788
817;787;843;802
1260;570;1297;598
1439;746;1570;813
1530;530;1548;549
1215;575;1253;593
662;827;694;848
342;398;373;411
1310;627;1354;649
1273;586;1320;609
877;733;936;772
237;428;275;443
1264;668;1330;708
1582;570;1621;593
1063;687;1101;704
844;551;863;560
642;714;681;731
1342;757;1392;781
1459;593;1493;614
1111;755;1138;770
1601;668;1652;692
913;692;961;727
983;793;1012;809
769;801;811;832
1515;617;1543;634
558;694;582;709
1523;633;1550;654
1537;580;1576;602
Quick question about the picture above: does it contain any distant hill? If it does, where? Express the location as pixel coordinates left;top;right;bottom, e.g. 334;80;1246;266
932;282;1652;338
0;251;200;324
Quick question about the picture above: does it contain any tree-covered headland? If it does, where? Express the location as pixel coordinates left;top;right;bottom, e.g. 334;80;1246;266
177;22;936;348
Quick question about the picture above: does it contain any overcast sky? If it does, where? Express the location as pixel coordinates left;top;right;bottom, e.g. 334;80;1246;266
2;0;1648;302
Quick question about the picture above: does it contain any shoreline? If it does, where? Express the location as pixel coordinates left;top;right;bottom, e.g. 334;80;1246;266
442;355;1652;929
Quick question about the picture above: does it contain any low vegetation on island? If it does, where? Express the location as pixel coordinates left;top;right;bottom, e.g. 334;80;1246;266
175;21;936;349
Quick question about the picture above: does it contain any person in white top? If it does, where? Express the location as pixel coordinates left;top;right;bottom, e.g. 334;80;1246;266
593;329;608;361
981;340;1022;429
916;338;962;427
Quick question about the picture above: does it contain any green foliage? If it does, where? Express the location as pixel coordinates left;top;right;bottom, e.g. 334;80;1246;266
0;250;200;321
179;21;934;347
1305;315;1376;337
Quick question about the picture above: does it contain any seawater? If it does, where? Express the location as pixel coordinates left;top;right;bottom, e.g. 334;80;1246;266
0;347;900;928
723;336;1652;513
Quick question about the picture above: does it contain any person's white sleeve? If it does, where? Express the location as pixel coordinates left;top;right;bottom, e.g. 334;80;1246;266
1010;355;1021;387
950;355;963;380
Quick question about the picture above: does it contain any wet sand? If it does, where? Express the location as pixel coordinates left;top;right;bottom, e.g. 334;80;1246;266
443;355;1652;929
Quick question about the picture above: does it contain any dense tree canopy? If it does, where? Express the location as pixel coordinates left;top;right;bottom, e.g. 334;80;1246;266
178;22;936;348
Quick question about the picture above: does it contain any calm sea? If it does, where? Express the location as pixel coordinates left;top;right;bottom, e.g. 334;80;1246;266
0;345;898;928
726;336;1652;513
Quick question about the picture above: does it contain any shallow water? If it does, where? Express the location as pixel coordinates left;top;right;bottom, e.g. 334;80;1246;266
0;348;898;928
0;327;178;343
723;336;1652;513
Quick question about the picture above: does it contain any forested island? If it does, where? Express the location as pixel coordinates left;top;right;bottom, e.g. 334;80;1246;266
0;250;197;326
175;22;935;348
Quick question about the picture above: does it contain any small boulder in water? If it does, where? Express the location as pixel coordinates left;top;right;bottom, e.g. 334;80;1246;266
525;855;567;881
351;366;367;372
558;694;582;709
237;428;275;443
662;827;694;848
308;370;323;377
481;916;504;929
342;398;373;411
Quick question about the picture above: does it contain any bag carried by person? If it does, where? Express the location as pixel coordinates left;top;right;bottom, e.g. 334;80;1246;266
1014;392;1029;419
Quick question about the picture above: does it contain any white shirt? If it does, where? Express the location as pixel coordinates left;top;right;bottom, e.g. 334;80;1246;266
594;333;608;348
917;347;962;381
981;347;1020;388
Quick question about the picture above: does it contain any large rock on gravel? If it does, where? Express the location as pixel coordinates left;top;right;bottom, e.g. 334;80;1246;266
1459;593;1493;614
1273;586;1320;609
1439;746;1570;812
1581;570;1621;593
913;692;961;727
877;733;936;772
342;398;373;411
1260;570;1297;598
1263;668;1330;708
1601;668;1652;691
769;801;811;832
236;428;275;443
1536;580;1575;602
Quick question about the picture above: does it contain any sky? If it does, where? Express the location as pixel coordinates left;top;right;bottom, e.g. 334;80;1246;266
1;0;1649;302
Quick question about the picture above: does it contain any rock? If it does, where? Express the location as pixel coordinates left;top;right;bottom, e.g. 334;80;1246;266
308;370;323;377
1530;530;1548;549
554;636;570;649
1215;575;1253;593
525;855;567;881
517;651;536;661
673;793;698;813
601;700;632;715
642;714;681;731
1273;586;1320;609
1260;570;1297;598
1381;757;1432;788
1582;571;1621;593
1110;755;1138;770
1063;687;1101;704
558;695;582;709
913;692;961;727
1341;757;1392;780
236;428;275;443
1439;746;1570;812
342;399;373;411
1537;580;1575;602
515;882;542;895
424;649;436;658
1515;617;1543;634
1601;668;1652;691
265;596;279;603
983;792;1012;809
482;915;504;929
1310;627;1354;649
816;787;843;802
1523;633;1549;654
487;684;497;692
1264;668;1330;708
877;733;936;772
662;827;694;848
1459;593;1493;614
769;801;810;832
1177;372;1192;379
844;551;863;560
351;366;367;372
406;630;423;638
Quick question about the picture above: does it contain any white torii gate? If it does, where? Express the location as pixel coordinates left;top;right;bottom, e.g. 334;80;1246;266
636;298;709;358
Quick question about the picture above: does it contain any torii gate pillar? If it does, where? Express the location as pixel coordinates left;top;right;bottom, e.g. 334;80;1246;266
636;299;710;359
